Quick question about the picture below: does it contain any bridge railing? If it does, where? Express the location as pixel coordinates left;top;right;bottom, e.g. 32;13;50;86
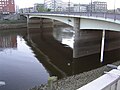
77;65;120;90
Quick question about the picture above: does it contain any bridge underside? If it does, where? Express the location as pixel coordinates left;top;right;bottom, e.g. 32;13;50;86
27;15;120;59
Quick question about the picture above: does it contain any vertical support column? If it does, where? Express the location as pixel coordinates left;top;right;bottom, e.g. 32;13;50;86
26;15;30;41
100;30;105;62
27;15;29;28
73;18;80;58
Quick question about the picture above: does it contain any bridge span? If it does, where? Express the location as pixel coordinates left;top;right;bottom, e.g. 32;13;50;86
24;13;120;62
26;13;120;31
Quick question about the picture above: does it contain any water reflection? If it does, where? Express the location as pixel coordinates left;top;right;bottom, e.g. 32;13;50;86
26;26;120;77
0;33;17;51
53;27;74;48
1;25;120;90
0;30;49;90
26;27;73;77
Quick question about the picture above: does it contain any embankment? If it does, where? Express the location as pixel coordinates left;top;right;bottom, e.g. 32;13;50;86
0;23;27;30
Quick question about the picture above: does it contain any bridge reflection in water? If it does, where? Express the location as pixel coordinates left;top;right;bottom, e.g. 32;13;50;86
27;21;120;78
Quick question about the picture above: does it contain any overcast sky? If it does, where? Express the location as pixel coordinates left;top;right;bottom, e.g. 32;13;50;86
15;0;119;9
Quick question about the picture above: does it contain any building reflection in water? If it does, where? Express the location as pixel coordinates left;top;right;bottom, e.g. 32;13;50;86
0;34;17;51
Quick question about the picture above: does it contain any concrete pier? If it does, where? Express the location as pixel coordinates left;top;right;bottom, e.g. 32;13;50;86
73;18;80;58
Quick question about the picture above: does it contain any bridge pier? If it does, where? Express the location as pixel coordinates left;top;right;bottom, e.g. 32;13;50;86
73;18;80;58
73;18;106;59
27;15;29;28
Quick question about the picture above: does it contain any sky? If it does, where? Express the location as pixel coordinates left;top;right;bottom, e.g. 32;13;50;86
15;0;119;9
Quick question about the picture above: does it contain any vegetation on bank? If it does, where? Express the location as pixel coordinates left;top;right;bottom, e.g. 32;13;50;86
0;20;27;24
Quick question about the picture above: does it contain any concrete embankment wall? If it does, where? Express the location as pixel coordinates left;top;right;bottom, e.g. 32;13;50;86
0;23;27;30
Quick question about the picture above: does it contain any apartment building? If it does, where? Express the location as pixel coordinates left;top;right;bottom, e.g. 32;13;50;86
88;1;107;12
0;0;15;14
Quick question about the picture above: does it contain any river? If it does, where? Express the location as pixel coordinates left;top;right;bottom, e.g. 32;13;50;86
0;24;120;90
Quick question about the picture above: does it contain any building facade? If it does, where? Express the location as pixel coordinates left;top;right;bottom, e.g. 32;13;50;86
93;1;107;12
74;4;88;12
0;0;15;14
19;7;34;13
88;1;107;13
34;3;45;12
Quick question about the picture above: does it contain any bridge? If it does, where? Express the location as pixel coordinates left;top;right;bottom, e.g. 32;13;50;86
26;13;120;31
24;13;120;62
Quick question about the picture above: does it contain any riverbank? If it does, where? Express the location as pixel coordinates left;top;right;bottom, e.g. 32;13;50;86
0;20;27;30
0;23;27;30
30;60;120;90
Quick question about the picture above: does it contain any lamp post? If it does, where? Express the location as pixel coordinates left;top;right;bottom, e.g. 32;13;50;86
114;0;116;21
44;0;45;8
68;0;70;13
79;3;80;12
54;0;55;12
44;0;46;12
90;0;92;16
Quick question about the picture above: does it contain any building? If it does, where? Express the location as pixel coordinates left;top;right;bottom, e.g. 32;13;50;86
65;2;74;12
74;4;88;12
34;3;45;12
19;7;34;13
88;1;107;13
0;0;15;14
48;0;63;11
116;8;120;14
45;0;70;12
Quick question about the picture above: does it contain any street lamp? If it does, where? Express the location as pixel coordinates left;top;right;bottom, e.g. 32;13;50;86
79;3;80;12
44;0;46;12
54;0;55;12
68;0;70;13
90;0;92;16
114;0;116;21
44;0;45;8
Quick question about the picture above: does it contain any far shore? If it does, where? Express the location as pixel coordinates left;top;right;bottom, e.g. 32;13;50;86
0;20;27;30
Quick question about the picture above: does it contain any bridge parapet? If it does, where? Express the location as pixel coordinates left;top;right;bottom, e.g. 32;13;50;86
77;65;120;90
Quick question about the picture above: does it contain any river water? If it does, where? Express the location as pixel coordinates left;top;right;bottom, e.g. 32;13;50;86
0;25;120;90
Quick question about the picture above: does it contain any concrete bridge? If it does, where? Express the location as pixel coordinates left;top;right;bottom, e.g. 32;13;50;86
24;13;120;62
26;13;120;31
